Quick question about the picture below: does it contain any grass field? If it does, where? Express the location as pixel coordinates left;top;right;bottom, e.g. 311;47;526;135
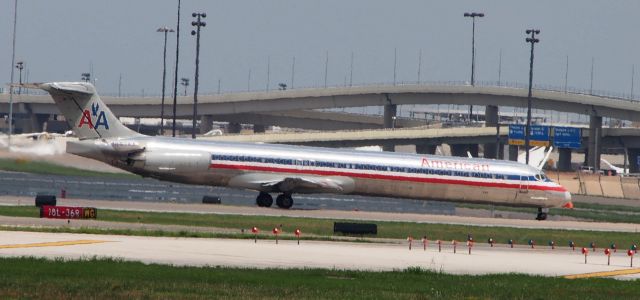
0;257;637;299
0;205;637;250
0;158;138;179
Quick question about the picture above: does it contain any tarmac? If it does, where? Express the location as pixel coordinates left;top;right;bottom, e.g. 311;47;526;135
0;230;638;280
0;196;637;233
0;197;639;280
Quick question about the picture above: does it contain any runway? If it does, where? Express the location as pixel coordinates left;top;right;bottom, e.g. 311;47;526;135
0;196;638;233
0;171;454;215
0;231;638;280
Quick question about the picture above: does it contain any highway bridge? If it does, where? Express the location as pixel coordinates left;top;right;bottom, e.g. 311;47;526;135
2;83;639;169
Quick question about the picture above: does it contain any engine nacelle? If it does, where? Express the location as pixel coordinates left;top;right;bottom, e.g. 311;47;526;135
142;151;210;174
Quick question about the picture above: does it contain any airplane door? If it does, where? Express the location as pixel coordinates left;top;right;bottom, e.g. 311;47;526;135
519;175;529;193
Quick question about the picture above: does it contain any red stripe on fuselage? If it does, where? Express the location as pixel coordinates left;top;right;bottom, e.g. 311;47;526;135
209;163;567;192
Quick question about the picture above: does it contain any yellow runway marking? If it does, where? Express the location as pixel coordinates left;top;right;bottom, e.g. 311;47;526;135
0;240;108;249
564;268;640;279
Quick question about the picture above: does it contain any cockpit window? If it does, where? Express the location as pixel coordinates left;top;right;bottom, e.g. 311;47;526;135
535;173;549;181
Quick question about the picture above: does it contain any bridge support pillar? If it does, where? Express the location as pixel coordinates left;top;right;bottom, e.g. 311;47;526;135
253;124;266;133
30;114;50;132
450;144;478;157
382;144;395;152
587;115;602;170
200;115;214;134
583;148;589;166
483;105;499;159
629;148;640;174
557;148;573;172
468;144;479;158
415;144;437;155
508;145;519;162
383;104;397;128
227;122;242;134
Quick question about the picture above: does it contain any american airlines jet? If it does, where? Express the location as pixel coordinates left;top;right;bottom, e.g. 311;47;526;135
23;82;572;220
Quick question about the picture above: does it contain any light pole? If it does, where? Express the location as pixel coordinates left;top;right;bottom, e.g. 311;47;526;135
171;0;182;137
464;12;484;122
8;0;18;146
157;26;174;136
15;61;23;94
524;29;540;165
191;12;206;139
181;78;189;96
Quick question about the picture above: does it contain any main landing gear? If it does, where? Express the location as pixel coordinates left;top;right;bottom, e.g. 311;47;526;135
256;192;273;207
536;207;549;221
255;192;293;209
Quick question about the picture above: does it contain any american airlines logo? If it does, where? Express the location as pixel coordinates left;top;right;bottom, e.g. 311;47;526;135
78;102;109;130
421;157;490;172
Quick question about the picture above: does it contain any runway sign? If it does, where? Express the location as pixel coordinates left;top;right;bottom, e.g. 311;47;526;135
530;126;550;147
508;124;525;145
40;206;97;219
508;125;549;146
553;127;581;149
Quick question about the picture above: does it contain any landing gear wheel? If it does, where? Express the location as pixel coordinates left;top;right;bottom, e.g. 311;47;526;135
276;193;294;209
535;208;548;221
256;192;273;207
536;213;548;221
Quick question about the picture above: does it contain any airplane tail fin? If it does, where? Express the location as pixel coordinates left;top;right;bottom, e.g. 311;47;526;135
30;82;142;140
518;146;553;170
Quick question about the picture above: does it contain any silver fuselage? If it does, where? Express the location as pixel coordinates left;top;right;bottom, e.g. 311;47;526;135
68;136;571;208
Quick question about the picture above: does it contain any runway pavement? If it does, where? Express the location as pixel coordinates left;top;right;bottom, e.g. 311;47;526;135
0;231;637;280
0;171;455;215
0;196;637;232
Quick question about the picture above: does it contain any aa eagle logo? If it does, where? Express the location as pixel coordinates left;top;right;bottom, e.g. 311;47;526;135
78;102;109;129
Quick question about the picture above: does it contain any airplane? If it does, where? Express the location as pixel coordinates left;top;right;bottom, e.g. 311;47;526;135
600;159;628;175
20;82;572;220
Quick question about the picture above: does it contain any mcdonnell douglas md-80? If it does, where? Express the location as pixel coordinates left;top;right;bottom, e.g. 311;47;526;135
22;82;572;220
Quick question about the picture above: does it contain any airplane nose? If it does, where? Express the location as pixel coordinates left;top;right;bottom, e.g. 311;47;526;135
562;191;573;209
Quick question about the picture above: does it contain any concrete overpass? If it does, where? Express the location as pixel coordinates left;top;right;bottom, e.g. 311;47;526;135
212;110;427;131
3;83;640;169
4;84;640;120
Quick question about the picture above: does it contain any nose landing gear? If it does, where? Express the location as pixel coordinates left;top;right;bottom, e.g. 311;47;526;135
536;207;549;221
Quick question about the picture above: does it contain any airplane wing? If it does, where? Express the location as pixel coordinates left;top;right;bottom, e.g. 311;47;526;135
259;176;345;193
228;173;355;194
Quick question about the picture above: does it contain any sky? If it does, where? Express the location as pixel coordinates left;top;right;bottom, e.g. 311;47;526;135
2;0;640;97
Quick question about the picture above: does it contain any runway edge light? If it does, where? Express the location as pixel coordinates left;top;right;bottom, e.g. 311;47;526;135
295;229;301;245
422;236;428;251
272;227;280;244
251;226;259;243
582;247;589;264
